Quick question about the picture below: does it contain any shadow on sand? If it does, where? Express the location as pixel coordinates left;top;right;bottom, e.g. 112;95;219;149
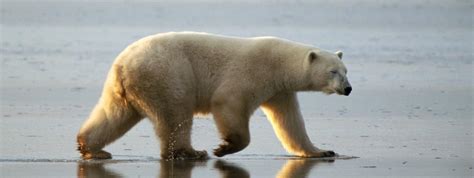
77;157;338;178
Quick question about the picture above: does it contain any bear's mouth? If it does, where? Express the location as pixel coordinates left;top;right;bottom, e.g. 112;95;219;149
335;89;345;95
321;88;336;95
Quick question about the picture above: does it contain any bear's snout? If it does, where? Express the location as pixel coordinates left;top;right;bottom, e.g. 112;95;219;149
344;87;352;96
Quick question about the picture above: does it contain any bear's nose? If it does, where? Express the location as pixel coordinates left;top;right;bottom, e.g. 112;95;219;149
344;87;352;96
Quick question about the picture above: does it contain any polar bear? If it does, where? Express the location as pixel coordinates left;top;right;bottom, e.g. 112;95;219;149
77;32;352;160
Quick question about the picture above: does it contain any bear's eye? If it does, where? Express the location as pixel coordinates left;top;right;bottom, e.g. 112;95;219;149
330;70;338;74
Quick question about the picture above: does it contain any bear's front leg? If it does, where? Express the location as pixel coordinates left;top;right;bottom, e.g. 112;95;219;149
211;95;251;157
261;92;336;158
213;132;250;157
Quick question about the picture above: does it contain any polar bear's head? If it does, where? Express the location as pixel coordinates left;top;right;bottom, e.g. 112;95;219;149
306;50;352;96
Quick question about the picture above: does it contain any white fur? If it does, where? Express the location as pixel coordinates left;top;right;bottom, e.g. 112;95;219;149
77;32;351;159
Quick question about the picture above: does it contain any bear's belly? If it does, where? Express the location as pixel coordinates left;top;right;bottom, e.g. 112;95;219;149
192;86;216;115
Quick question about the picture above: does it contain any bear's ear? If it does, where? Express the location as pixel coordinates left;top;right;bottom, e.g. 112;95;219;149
336;51;343;59
309;52;318;63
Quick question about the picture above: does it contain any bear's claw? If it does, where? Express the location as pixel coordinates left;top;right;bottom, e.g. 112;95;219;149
213;141;239;157
213;143;230;157
214;134;249;157
322;150;336;157
305;150;337;158
77;136;112;160
81;150;112;160
163;149;208;160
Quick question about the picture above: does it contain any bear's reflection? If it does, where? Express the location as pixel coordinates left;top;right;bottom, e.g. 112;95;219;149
158;159;207;178
214;160;250;178
276;158;334;178
77;158;334;178
77;161;123;178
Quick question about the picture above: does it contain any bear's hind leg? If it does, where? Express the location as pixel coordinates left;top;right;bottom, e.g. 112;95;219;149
148;109;207;160
77;101;142;160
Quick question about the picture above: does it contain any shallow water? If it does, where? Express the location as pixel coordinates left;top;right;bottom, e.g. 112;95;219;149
1;155;471;178
1;0;472;177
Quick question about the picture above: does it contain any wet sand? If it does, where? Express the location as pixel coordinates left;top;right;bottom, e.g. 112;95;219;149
1;0;472;177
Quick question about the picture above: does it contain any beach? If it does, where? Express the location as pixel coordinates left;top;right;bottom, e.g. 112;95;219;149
1;0;472;177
